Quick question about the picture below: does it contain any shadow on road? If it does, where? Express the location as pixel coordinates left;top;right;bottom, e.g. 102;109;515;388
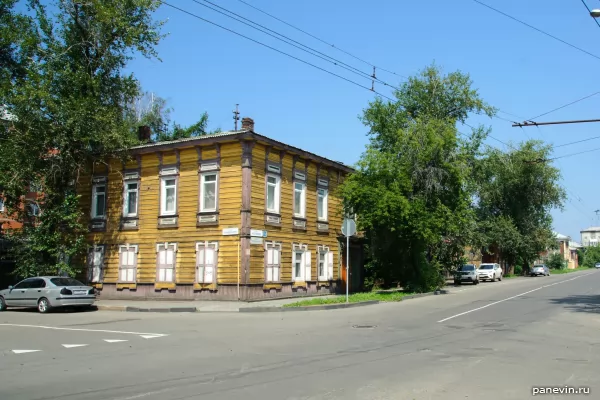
5;306;98;314
550;295;600;314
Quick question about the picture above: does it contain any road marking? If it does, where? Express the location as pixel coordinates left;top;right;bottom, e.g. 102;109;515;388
12;349;41;354
140;335;163;339
438;273;591;323
104;339;128;343
0;324;168;337
62;344;88;348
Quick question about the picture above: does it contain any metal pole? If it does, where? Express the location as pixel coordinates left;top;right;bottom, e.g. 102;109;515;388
346;235;350;303
237;237;240;301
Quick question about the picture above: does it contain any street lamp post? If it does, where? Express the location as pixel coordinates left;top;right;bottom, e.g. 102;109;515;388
591;9;600;17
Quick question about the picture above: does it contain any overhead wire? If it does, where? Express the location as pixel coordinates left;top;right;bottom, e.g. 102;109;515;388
160;2;396;102
553;135;600;148
527;90;600;121
233;0;408;79
473;0;600;61
579;0;600;29
190;0;399;90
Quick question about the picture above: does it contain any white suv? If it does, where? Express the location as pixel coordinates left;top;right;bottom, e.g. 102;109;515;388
478;263;503;282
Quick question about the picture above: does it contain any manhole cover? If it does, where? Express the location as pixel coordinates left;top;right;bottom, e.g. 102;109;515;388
352;324;376;329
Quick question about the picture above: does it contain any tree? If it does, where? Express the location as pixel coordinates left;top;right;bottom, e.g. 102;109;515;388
340;65;495;292
0;0;164;277
473;141;565;270
546;252;566;270
581;246;600;268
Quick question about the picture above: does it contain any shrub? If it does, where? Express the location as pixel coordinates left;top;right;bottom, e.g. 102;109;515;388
547;252;567;270
514;265;523;275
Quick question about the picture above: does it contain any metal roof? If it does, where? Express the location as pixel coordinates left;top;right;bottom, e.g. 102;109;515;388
581;226;600;232
130;129;354;172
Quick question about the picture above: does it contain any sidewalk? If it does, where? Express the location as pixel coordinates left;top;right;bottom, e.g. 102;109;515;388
95;295;337;313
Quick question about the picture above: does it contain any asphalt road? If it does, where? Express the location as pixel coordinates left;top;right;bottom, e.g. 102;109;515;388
1;271;599;400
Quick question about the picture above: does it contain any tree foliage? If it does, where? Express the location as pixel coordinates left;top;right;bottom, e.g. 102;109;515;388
341;65;494;292
0;0;164;277
581;246;600;268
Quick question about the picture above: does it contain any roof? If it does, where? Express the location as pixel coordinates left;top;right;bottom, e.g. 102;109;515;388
581;226;600;232
554;232;570;240
569;241;583;249
130;129;354;173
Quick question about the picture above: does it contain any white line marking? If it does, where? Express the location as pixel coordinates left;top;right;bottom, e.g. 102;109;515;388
104;339;128;343
12;349;41;354
62;344;88;348
438;273;591;323
140;335;163;339
0;324;167;337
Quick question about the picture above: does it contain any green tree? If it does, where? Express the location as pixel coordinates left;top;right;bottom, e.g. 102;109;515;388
0;0;164;277
473;141;565;270
581;246;600;268
546;252;566;270
341;65;494;292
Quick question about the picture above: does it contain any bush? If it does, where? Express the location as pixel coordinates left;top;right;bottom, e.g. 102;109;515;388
547;252;567;270
514;265;523;275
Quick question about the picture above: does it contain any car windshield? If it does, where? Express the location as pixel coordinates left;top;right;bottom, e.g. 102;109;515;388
479;265;493;269
50;278;84;287
533;265;544;269
461;265;475;271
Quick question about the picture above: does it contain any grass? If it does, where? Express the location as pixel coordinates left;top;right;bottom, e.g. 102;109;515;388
503;274;519;279
283;291;414;308
550;266;593;275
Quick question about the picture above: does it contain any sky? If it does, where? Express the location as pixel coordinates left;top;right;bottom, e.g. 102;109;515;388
127;0;600;242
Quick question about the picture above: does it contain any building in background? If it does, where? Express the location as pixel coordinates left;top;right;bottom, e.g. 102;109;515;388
580;226;600;247
79;118;357;300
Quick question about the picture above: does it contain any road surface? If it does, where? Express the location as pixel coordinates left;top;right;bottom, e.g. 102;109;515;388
1;270;599;399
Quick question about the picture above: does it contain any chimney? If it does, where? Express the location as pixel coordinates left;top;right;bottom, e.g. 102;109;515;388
138;125;152;142
241;117;254;131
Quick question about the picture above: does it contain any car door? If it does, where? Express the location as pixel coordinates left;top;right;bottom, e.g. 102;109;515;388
24;278;46;307
496;264;502;277
4;280;32;306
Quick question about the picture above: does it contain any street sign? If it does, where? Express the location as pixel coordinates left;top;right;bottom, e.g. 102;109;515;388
341;218;357;237
250;237;264;245
222;227;239;236
250;229;268;238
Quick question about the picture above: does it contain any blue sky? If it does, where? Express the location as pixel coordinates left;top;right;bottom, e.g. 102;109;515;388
128;0;600;241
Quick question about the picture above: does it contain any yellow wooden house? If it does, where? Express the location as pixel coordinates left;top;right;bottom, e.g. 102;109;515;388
78;118;353;300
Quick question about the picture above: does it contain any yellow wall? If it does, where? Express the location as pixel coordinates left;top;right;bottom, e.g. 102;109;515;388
250;143;343;284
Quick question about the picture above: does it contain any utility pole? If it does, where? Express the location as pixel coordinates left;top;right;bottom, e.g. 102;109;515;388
512;118;600;128
595;210;600;225
233;104;240;131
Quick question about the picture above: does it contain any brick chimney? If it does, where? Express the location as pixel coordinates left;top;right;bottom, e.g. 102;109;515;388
138;125;152;142
241;117;254;131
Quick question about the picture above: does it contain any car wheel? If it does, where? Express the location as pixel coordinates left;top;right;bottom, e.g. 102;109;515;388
498;274;502;281
37;297;51;314
0;296;6;311
474;279;479;285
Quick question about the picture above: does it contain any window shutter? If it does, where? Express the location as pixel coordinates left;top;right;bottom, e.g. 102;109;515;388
305;251;311;281
328;252;334;280
205;246;215;283
197;247;205;282
273;248;280;281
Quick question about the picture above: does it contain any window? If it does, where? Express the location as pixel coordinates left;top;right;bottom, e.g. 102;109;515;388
50;277;84;286
28;202;40;217
160;177;177;216
318;245;333;281
292;244;310;282
91;182;106;218
87;245;105;283
317;188;328;221
293;182;306;218
157;243;176;282
119;245;137;283
13;280;33;289
266;174;281;213
265;242;281;282
200;172;218;212
123;181;139;217
0;198;4;212
29;278;46;289
196;242;217;283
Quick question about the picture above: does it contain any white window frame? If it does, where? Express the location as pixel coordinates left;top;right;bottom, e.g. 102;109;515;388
156;242;177;282
123;180;139;217
266;174;281;214
28;202;40;217
293;181;306;218
265;241;281;283
91;180;107;219
0;198;4;212
292;243;310;282
118;244;138;283
200;171;218;212
196;241;218;283
160;177;177;216
317;245;334;281
317;188;328;221
87;245;105;283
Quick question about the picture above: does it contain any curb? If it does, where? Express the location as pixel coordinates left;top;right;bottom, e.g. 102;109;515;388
239;300;380;313
95;289;450;313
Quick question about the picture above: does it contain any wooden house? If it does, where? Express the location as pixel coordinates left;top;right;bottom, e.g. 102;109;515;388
78;118;354;300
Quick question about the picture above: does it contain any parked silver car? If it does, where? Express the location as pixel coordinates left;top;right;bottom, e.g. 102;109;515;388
530;264;549;277
0;276;96;313
454;264;480;285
